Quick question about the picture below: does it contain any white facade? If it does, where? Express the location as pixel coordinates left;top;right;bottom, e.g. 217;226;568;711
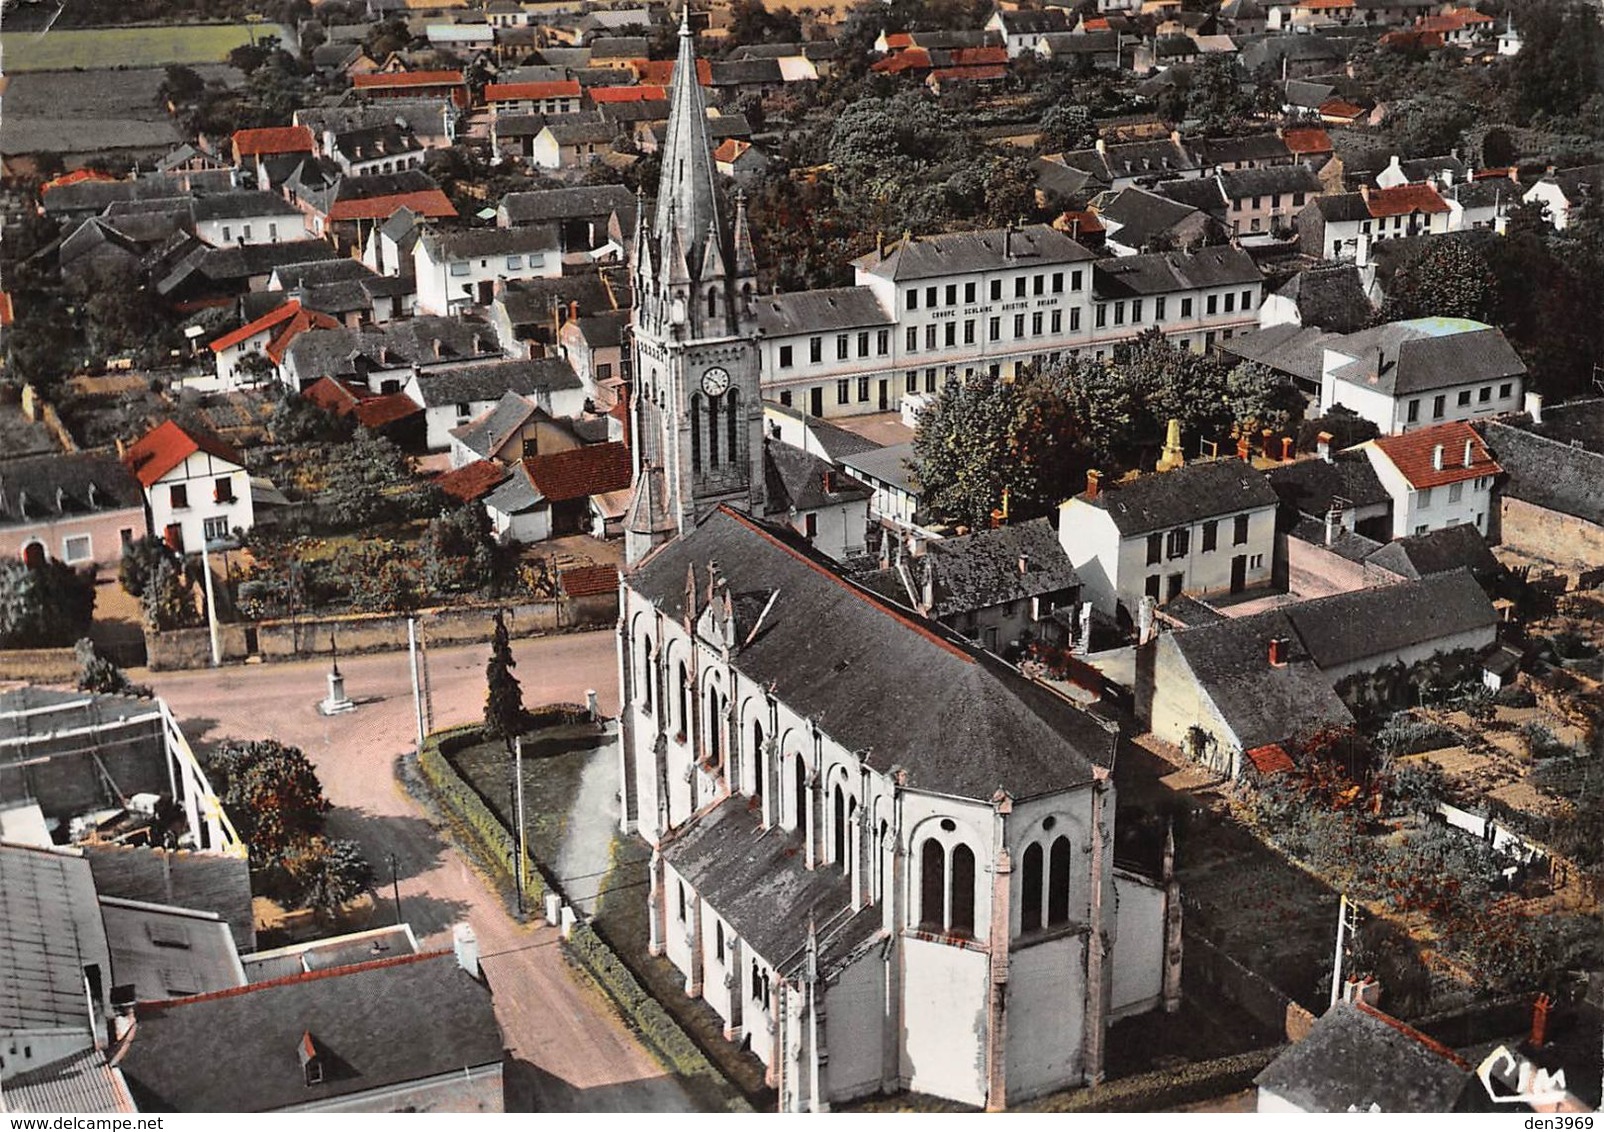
146;452;254;554
1361;438;1496;539
193;211;308;249
1319;351;1523;436
412;233;561;316
777;496;870;563
1059;488;1277;618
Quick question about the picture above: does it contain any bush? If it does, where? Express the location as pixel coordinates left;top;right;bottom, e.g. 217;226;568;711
1521;722;1578;760
1493;684;1537;708
416;726;543;907
1375;711;1458;756
74;638;151;697
0;558;96;648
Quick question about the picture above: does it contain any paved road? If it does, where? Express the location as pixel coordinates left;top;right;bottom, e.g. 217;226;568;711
142;630;696;1113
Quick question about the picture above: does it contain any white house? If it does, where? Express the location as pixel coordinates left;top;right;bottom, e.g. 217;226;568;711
985;7;1070;56
1522;163;1603;231
1359;420;1501;539
205;299;339;390
327;124;427;177
840;443;922;529
189;191;309;248
762;440;873;563
122;421;254;554
412;225;562;315
1317;317;1527;435
484;80;583;118
403;356;586;450
1058;460;1280;621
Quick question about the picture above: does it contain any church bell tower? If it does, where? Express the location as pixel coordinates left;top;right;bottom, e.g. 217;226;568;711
624;7;765;565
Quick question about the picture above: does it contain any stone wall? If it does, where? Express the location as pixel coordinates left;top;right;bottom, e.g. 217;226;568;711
0;646;79;683
1500;498;1604;576
145;592;619;671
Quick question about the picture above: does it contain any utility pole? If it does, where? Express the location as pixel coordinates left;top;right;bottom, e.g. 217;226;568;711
514;737;527;915
419;622;436;733
1329;893;1359;1009
200;541;221;668
387;852;403;926
407;618;426;750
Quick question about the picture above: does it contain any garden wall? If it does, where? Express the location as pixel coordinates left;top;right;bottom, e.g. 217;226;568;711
0;646;79;683
144;591;618;670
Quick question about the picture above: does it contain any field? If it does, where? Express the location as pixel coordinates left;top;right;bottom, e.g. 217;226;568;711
0;23;289;72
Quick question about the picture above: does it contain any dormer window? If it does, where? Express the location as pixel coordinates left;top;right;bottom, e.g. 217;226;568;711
299;1032;325;1086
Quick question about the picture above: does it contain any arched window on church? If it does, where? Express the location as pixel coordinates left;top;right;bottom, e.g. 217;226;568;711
1021;842;1043;933
707;392;720;468
919;840;945;931
676;661;689;741
791;753;807;831
706;687;722;766
689;395;701;474
726;388;740;466
832;783;846;870
707;288;718;319
848;797;858;881
875;818;889;902
639;635;654;715
950;845;976;938
751;721;764;800
1048;835;1073;927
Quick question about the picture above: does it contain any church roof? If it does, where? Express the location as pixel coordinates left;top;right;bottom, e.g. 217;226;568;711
628;508;1116;801
651;11;724;286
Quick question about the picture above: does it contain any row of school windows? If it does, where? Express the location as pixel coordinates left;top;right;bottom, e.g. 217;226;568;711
775;290;1256;369
904;269;1084;311
1402;382;1515;422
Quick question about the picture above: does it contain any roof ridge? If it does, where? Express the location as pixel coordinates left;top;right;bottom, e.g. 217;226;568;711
140;949;452;1012
1353;1000;1473;1070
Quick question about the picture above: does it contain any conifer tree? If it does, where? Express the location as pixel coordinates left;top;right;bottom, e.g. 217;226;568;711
484;609;524;748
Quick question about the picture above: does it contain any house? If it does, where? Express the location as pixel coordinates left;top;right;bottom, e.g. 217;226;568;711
403;356;585;449
446;390;580;468
1257;264;1373;333
351;70;471;109
1266;440;1394;542
1218;165;1323;236
1096;187;1219;255
190;191;309;247
986;6;1071;56
412;225;562;315
713;138;766;182
1317;317;1527;435
123;420;255;553
1360;420;1501;538
761;440;873;562
524;440;633;536
1298;184;1452;261
1059;460;1280;621
558;312;629;401
426;20;497;53
279;316;499;391
155;239;342;308
206;299;340;390
840;442;922;528
118;949;503;1112
1374;152;1468;191
327;125;427;177
1477;398;1604;570
1364;523;1501;584
532;119;621;170
0;453;147;574
296;101;459;153
1257;997;1470;1112
1522;164;1603;231
1059;134;1201;191
1089;245;1265;354
1191;133;1294;173
862;517;1082;653
1443;176;1515;232
230;126;315;171
1036;30;1122;69
279;164;457;248
481;461;549;542
1280;125;1335;170
485;79;584;117
486;270;631;358
497;185;637;260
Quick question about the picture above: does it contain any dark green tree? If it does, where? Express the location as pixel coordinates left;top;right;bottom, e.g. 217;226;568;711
74;638;152;697
141;557;205;631
484;609;524;748
119;534;175;599
284;836;373;918
208;739;330;867
321;427;425;528
1381;235;1495;322
0;559;96;648
422;504;496;595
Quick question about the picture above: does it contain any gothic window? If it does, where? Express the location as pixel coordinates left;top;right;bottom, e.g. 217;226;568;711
751;720;764;800
1047;835;1073;926
639;635;654;715
832;783;846;870
726;388;739;466
706;687;722;765
919;840;945;931
676;661;689;740
875;818;888;901
715;921;725;962
1021;842;1043;932
707;394;720;468
950;845;976;937
707;289;718;318
690;396;701;473
792;753;807;831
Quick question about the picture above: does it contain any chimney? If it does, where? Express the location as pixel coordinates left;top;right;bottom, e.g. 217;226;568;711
431;337;443;359
1017;554;1028;575
1004;225;1013;259
1261;428;1275;459
1342;975;1382;1008
1463;437;1474;467
1530;992;1552;1049
1280;437;1293;461
1432;443;1445;471
1359;183;1371;202
1268;636;1288;667
1524;390;1543;423
453;922;480;979
876;230;885;260
569;299;579;322
921;560;935;612
1317;431;1334;462
1085;469;1102;499
1237;435;1252;461
1325;505;1343;546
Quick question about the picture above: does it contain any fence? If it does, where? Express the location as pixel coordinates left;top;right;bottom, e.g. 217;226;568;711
1185;930;1315;1043
144;590;617;670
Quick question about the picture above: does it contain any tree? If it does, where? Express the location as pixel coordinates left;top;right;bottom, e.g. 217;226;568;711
321;427;431;528
422;504;496;595
1039;101;1097;153
913;370;1035;529
119;534;175;599
74;638;152;698
158;64;206;108
283;836;373;918
1299;407;1380;453
269;390;350;444
0;559;96;648
484;609;524;747
1381;235;1495;322
228;42;272;75
1226;361;1305;436
141;557;205;631
208;739;330;866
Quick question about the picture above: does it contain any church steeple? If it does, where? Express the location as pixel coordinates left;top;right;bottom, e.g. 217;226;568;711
654;7;723;287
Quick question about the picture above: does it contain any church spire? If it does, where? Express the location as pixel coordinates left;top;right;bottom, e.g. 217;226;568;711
654;5;723;285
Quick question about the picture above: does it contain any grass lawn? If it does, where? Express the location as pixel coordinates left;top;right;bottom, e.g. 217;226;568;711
446;726;597;867
0;24;289;71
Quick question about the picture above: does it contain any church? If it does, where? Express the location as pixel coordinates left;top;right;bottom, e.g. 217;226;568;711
614;13;1177;1111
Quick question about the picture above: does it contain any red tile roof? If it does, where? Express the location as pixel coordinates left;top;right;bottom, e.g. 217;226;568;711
1281;126;1333;155
1246;743;1295;775
588;84;666;103
0;292;12;328
485;80;582;101
559;563;619;598
124;420;246;487
1082;17;1112;30
1354;1001;1473;1071
713;138;751;164
1318;98;1367;120
232;126;315;157
1365;183;1451;216
635;59;711;86
1056;209;1106;235
208;299;303;353
881;32;915;49
872;48;932;73
352;70;466;89
302;375;363;414
1371;420;1501;489
326;190;457;221
524;442;632;502
354;393;422;430
437;459;510;503
265;306;340;363
928;64;1009;83
949;46;1009;65
41;169;117;193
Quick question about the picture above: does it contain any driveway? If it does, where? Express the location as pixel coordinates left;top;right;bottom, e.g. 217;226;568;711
142;630;695;1113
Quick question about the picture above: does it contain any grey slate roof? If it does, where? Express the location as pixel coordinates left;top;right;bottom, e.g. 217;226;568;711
295;101;455;141
1311;191;1372;222
916;516;1079;619
450;391;539;458
629;508;1118;800
1256;1001;1469;1112
1324;319;1527;396
98;897;244;1002
1283;79;1335;108
119;952;503;1112
1092;245;1261;298
1192;133;1293;168
483;464;545;515
419;224;559;261
755;286;892;336
1099;187;1207;249
189;191;302;223
1032;157;1104;199
495;271;629;326
1169;607;1353;750
1509;397;1604;453
1271;264;1373;332
414;357;581;407
284;316;496;380
1365;523;1499;581
841;442;919;496
1477;419;1604;527
1079;459;1279;536
499;184;637;227
1287;569;1494;670
0;452;144;527
764;402;882;461
1220;323;1340;385
1218;164;1322;200
0;843;111;1035
763;441;874;514
1267;450;1392;515
333;124;424;164
854;224;1095;283
157;240;340;296
1156;176;1230;214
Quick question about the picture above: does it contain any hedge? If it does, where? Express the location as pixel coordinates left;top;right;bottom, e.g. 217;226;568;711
415;724;544;908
